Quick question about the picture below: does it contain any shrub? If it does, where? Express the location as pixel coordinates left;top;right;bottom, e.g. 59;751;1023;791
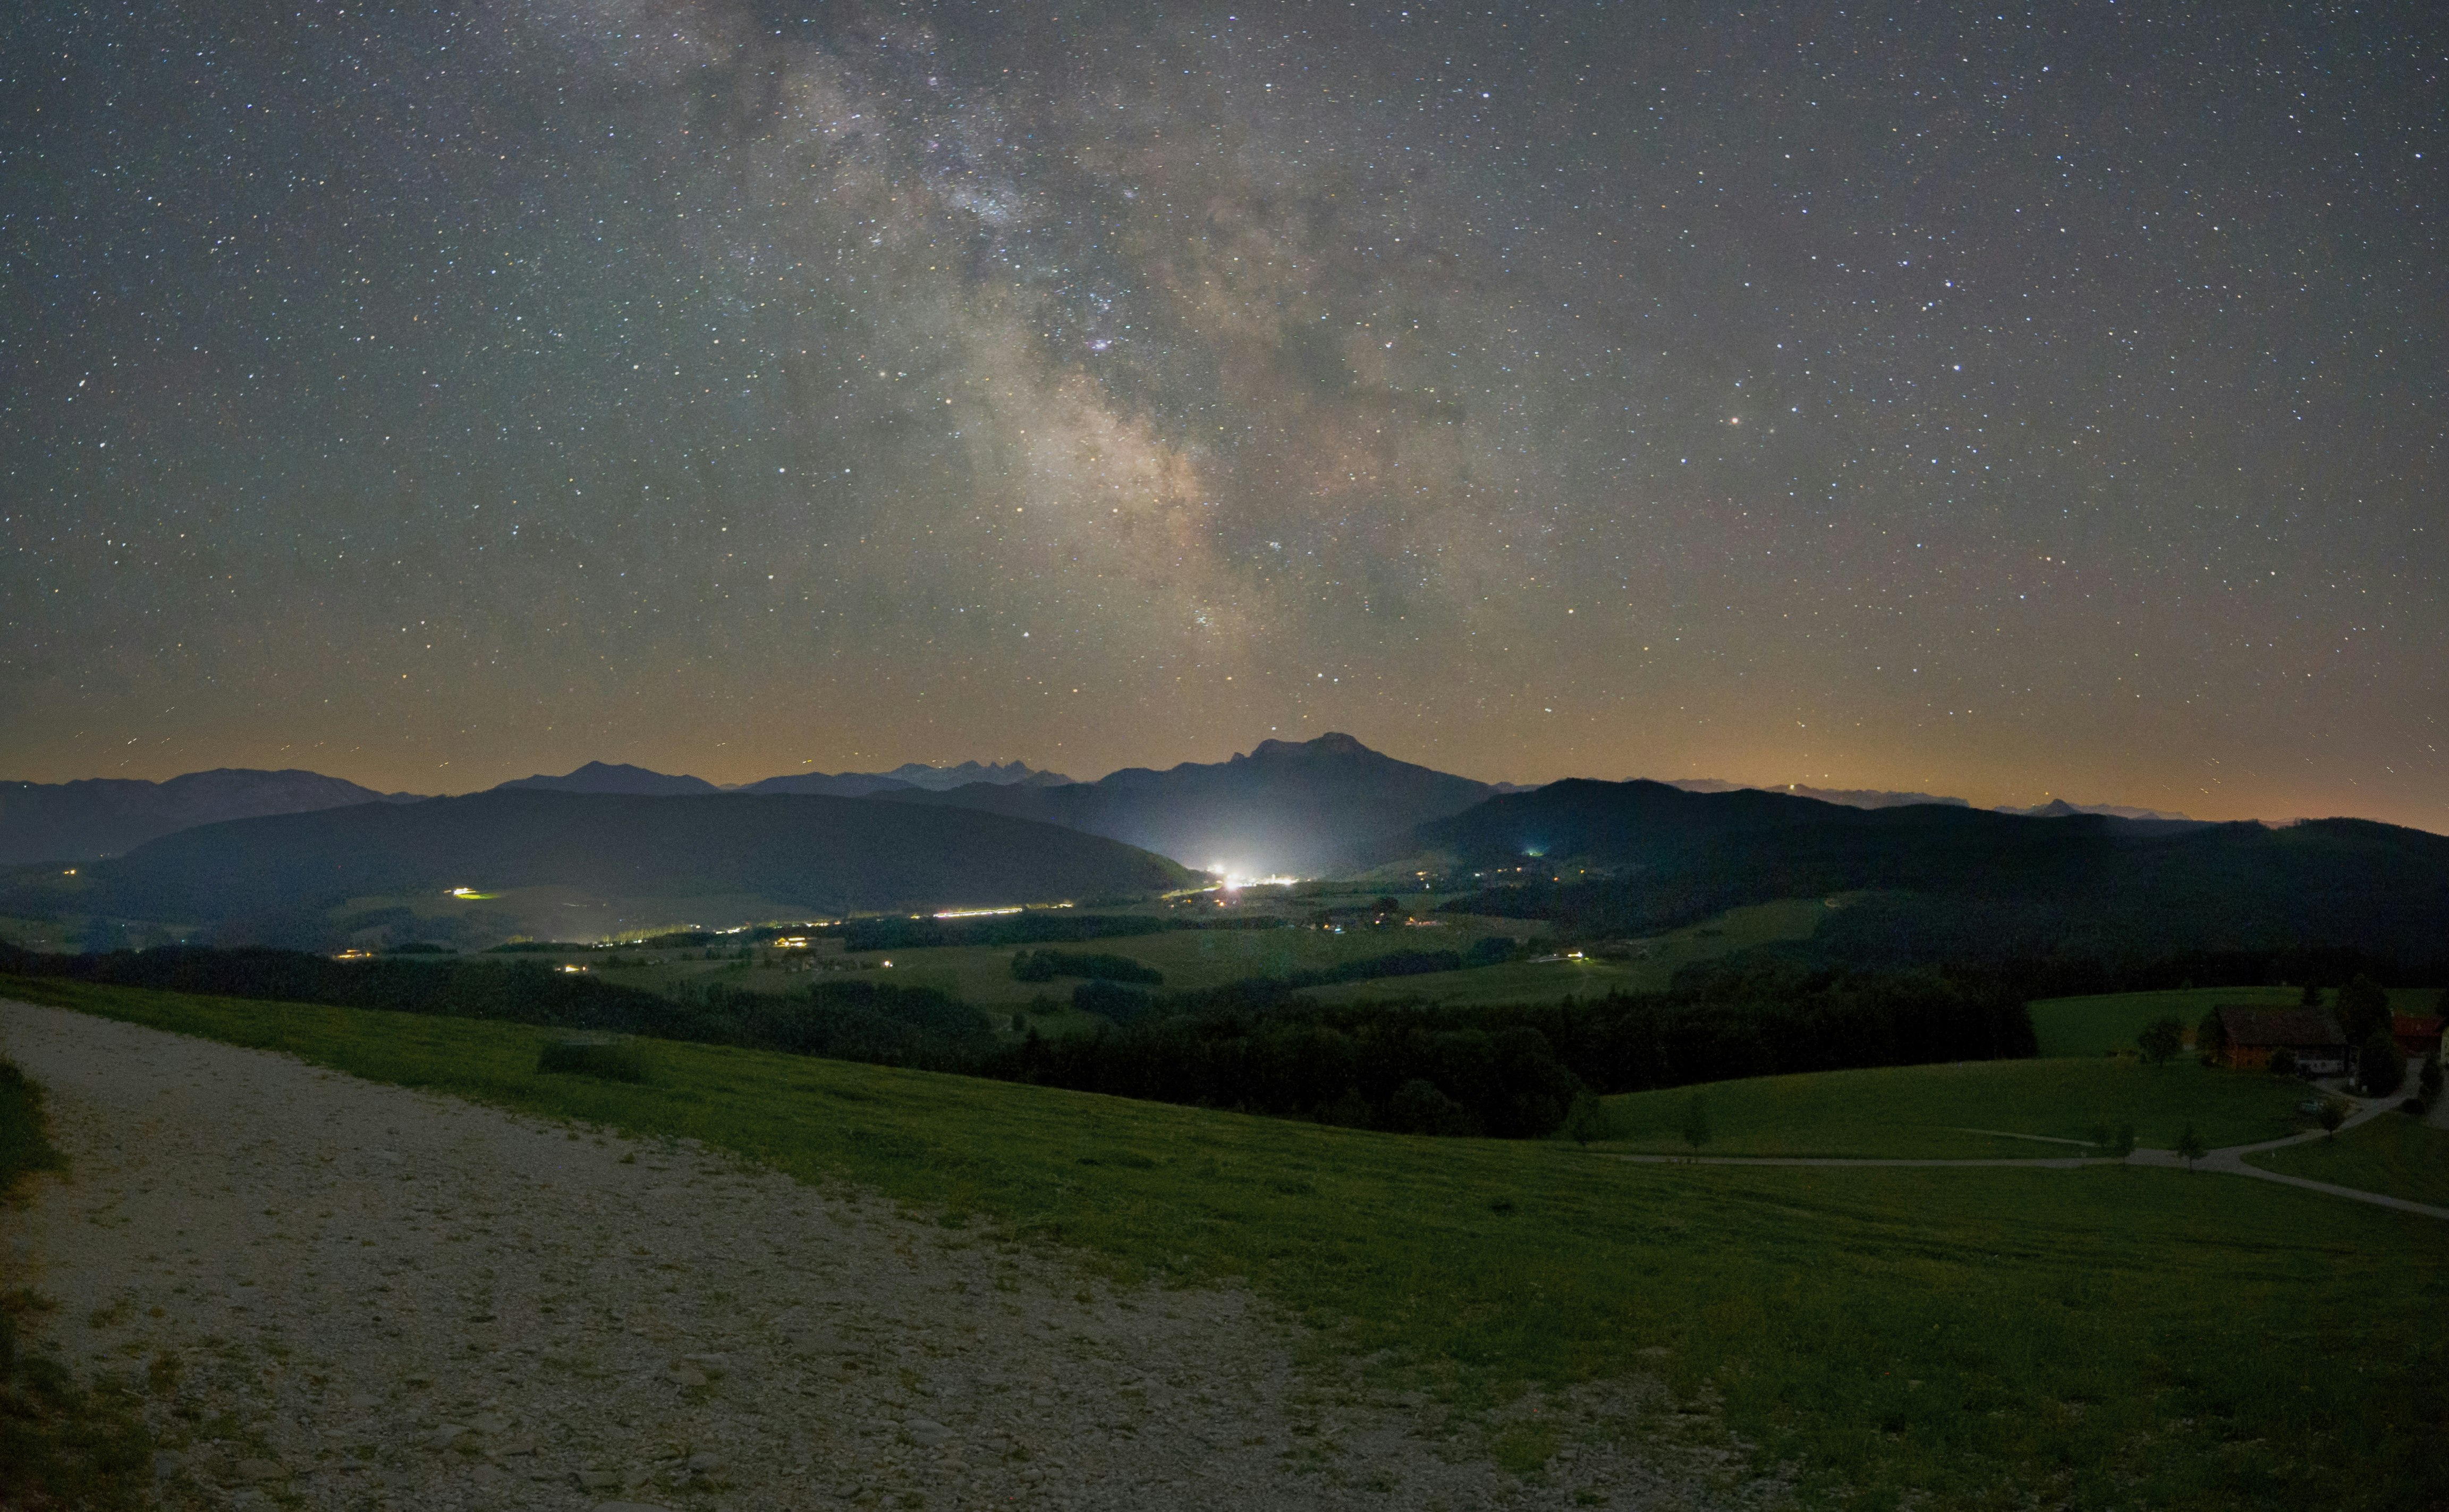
1682;1094;1712;1150
2137;1016;2184;1066
2268;1047;2299;1077
536;1039;647;1082
1386;1078;1478;1137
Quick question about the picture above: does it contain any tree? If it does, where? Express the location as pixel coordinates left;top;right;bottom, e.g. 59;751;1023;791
2419;1056;2443;1111
2299;982;2326;1008
2335;974;2391;1047
2175;1123;2207;1170
2196;1009;2228;1064
2358;1032;2406;1099
1681;1094;1712;1152
1563;1092;1612;1146
2114;1120;2136;1156
2315;1099;2346;1139
2137;1016;2184;1066
2268;1047;2300;1077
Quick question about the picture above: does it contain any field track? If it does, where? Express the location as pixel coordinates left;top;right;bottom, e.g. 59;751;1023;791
0;999;1741;1512
1611;1095;2449;1222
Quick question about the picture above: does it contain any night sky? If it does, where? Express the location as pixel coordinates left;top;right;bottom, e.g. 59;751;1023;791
4;1;2442;829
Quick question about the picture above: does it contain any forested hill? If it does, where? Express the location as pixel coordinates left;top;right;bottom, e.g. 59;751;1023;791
0;789;1190;930
1419;779;2449;964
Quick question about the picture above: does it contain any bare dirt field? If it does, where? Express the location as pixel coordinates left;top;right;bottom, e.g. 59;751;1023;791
1;1001;1738;1512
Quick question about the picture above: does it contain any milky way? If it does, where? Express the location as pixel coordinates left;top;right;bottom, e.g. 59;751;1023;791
3;1;2442;828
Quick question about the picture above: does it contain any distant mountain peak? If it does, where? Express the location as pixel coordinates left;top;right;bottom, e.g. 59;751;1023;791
1242;731;1377;761
1996;796;2194;823
495;762;720;796
874;759;1075;791
738;759;1072;796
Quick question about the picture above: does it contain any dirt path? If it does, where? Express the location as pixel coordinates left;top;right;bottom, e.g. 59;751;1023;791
0;1001;1735;1512
1612;1095;2449;1222
2134;1095;2449;1220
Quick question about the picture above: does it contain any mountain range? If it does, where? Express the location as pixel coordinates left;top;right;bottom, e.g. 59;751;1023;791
1668;778;2192;822
6;740;2439;966
0;769;422;864
497;758;1076;799
0;742;2248;875
868;733;1497;875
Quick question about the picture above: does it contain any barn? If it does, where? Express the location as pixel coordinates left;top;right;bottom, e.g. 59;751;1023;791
2215;1007;2351;1076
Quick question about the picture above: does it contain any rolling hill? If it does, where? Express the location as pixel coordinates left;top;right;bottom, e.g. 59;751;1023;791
3;789;1191;943
875;732;1494;874
1412;779;2449;964
0;768;422;864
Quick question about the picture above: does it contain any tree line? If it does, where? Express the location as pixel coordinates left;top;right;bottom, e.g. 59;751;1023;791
2;945;2034;1140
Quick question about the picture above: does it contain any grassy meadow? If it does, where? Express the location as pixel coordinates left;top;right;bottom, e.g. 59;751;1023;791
1302;897;1836;1007
1597;1057;2314;1159
2248;1114;2449;1209
437;895;1832;1016
3;976;2442;1510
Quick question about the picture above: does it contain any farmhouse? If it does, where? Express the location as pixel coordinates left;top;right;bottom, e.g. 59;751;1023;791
2215;1006;2351;1076
2392;1014;2444;1060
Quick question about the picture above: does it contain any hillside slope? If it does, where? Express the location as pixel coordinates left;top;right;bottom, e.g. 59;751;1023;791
1417;779;2449;962
0;769;419;864
5;789;1189;933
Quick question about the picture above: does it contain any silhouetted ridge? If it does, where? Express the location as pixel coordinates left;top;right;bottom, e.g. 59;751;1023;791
872;733;1494;873
0;768;421;864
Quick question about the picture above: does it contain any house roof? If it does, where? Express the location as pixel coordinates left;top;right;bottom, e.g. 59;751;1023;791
2393;1015;2444;1039
2218;1006;2345;1047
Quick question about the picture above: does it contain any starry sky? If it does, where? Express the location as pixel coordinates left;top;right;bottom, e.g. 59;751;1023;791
4;1;2442;829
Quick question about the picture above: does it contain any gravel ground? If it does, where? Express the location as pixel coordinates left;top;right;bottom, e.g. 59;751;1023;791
1;1000;1760;1512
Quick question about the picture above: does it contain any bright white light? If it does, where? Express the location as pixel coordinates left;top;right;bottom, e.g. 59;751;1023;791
1211;870;1301;891
933;905;1024;920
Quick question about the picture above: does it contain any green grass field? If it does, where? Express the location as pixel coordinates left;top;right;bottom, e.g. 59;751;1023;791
484;896;1835;1015
1302;897;1836;1007
1598;1057;2312;1159
2247;1114;2449;1209
0;1049;152;1511
515;912;1539;1013
4;976;2442;1510
0;1052;65;1201
2031;986;2446;1058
